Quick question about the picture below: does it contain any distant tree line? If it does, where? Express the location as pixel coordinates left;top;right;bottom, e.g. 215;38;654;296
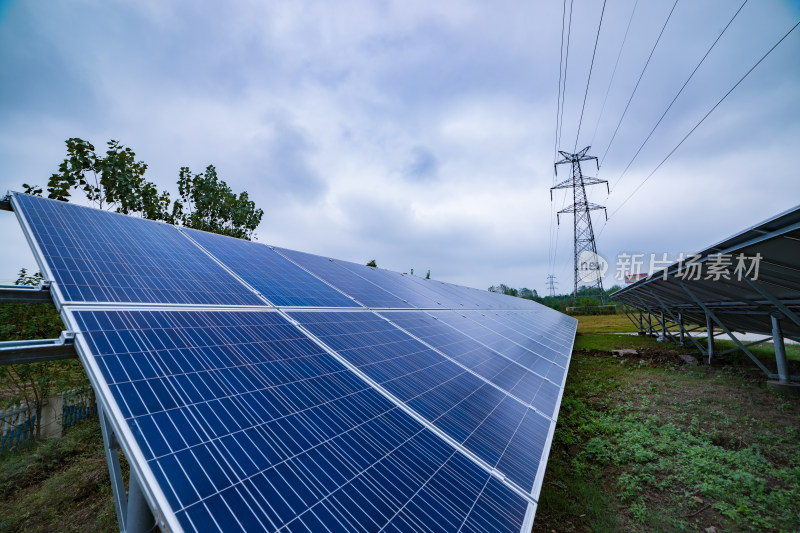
488;284;623;312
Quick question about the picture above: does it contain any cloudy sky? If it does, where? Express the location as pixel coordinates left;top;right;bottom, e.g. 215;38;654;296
1;0;798;295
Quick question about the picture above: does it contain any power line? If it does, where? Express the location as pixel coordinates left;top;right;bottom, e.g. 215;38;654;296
609;0;748;192
554;0;568;172
557;0;576;150
602;18;800;227
548;0;570;276
574;0;608;152
599;0;680;167
590;0;639;149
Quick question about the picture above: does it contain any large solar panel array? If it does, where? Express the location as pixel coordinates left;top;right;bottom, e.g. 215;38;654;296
11;192;577;533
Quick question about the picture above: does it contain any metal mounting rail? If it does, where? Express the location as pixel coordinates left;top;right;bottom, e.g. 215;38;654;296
0;334;78;365
0;284;52;303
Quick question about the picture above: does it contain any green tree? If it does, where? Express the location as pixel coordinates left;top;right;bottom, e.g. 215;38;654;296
0;269;89;438
366;259;377;267
44;138;172;220
29;137;263;240
172;165;263;240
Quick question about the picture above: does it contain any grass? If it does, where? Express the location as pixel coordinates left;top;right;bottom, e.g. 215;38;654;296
576;313;639;334
534;332;800;533
0;417;124;533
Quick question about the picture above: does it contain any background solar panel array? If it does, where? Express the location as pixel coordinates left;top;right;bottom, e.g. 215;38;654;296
13;193;577;533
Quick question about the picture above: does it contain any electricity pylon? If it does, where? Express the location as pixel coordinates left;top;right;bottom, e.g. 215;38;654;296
551;146;608;304
546;275;558;297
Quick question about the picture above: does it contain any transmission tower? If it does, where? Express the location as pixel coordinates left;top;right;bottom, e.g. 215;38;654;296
551;146;608;304
546;275;558;297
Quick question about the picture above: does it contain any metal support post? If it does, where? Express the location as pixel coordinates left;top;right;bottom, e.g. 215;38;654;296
646;288;706;354
678;312;685;345
706;313;714;364
647;312;654;335
639;310;644;334
771;315;790;383
660;311;666;339
98;404;128;530
98;403;156;533
126;473;156;533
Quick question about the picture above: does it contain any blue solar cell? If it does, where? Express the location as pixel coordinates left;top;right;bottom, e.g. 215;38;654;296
183;229;361;308
334;260;456;308
379;311;562;417
13;193;262;306
289;310;551;491
274;247;413;309
72;309;530;532
434;311;570;384
488;310;577;354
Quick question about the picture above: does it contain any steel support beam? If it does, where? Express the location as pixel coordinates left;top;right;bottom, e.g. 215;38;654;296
681;282;773;376
0;335;77;365
0;284;52;303
622;307;642;331
678;312;684;345
746;278;800;331
771;315;790;383
717;337;774;357
646;289;706;354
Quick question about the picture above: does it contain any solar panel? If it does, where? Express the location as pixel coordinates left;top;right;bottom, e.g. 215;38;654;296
274;247;414;309
71;309;531;532
334;261;454;308
288;311;552;493
377;311;562;418
433;311;569;384
13;194;262;306
9;190;578;532
183;228;360;308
